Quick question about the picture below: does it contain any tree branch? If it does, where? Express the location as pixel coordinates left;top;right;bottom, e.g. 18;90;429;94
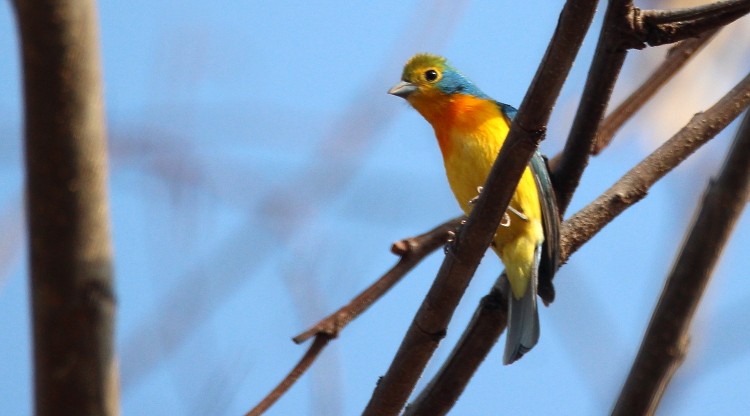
245;336;331;416
561;70;750;261
634;0;750;47
551;0;633;214
245;218;459;415
404;71;750;416
362;1;599;414
293;218;462;344
593;28;718;155
404;275;507;416
612;109;750;415
13;0;118;414
551;0;750;213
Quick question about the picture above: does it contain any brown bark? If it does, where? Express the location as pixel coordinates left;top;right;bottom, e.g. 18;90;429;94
612;110;750;416
13;0;118;414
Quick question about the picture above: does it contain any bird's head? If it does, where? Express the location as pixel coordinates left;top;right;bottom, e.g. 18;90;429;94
388;53;488;104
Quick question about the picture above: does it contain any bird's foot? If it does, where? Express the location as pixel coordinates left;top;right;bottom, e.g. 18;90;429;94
444;218;467;254
500;212;511;227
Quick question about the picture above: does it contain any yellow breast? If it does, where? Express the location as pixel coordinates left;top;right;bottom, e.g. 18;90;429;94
407;87;546;296
442;112;509;215
433;97;544;296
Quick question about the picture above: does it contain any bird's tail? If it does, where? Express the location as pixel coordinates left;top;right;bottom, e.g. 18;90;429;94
502;244;541;365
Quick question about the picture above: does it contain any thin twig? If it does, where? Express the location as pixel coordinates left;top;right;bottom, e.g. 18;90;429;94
362;1;599;414
634;0;750;47
612;109;750;416
405;71;750;416
13;0;118;415
593;29;719;155
246;335;331;416
247;218;459;415
293;218;462;344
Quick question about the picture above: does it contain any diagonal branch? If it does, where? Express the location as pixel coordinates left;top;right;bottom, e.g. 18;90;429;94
362;1;600;414
405;70;750;416
551;0;633;215
245;335;331;416
293;218;462;344
403;275;508;416
561;70;750;261
644;0;750;25
633;0;750;47
245;219;459;415
593;28;719;155
612;109;750;416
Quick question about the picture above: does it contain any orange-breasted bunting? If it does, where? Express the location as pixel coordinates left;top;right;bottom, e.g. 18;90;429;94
389;53;560;364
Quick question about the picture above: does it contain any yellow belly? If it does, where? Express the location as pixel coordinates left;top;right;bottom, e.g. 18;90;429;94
443;127;544;299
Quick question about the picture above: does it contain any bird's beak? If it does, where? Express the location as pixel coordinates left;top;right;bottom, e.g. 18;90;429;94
388;81;417;98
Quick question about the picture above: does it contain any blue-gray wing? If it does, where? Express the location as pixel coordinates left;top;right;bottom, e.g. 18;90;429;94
529;152;560;305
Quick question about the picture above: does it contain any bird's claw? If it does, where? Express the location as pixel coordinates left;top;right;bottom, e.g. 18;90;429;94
446;230;456;243
468;185;525;227
444;216;467;254
500;212;511;227
468;186;484;206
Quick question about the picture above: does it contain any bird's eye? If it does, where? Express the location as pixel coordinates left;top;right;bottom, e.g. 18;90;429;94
424;69;438;82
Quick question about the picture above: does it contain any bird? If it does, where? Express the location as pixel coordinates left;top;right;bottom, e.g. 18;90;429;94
388;53;560;364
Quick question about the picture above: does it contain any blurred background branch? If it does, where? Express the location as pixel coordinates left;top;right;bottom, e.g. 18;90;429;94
593;28;718;154
13;0;117;414
247;218;459;415
561;70;750;260
613;109;750;415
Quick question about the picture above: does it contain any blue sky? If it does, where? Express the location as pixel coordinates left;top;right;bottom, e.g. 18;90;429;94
1;1;749;415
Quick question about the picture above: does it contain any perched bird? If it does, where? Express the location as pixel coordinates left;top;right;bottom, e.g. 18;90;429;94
389;53;559;364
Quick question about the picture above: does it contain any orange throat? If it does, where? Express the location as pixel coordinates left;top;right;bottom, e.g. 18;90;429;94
408;92;502;158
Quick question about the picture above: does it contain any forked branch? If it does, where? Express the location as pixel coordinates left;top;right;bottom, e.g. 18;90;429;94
247;1;750;415
293;218;462;344
552;0;750;213
593;29;718;154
